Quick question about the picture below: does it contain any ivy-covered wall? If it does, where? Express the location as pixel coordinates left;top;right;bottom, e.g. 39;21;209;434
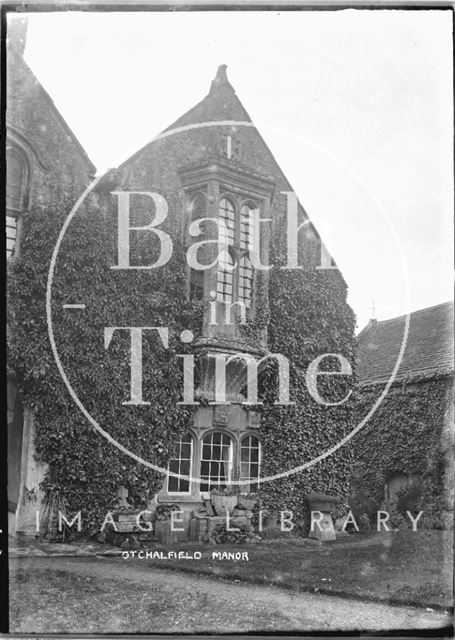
350;375;454;529
7;40;96;535
8;189;358;536
252;225;357;534
8;191;202;533
8;63;358;537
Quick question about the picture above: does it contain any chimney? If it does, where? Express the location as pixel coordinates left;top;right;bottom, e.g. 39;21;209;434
356;317;377;340
7;16;28;57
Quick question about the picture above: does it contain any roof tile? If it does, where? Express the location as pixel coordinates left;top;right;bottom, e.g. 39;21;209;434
357;302;454;384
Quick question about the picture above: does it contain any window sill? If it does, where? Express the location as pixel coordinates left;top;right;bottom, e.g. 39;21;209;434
158;492;204;504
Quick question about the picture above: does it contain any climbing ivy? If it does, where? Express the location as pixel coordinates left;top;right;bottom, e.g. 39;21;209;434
8;184;202;533
8;181;357;537
251;221;357;533
350;375;452;529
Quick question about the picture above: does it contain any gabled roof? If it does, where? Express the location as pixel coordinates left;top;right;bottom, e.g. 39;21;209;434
8;53;96;176
7;17;96;175
119;66;304;200
116;66;343;271
161;66;322;237
357;301;454;385
164;64;252;132
117;65;253;171
34;73;96;176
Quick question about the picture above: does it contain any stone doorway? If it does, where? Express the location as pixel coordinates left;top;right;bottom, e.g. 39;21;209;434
384;471;409;514
7;378;47;536
7;380;23;535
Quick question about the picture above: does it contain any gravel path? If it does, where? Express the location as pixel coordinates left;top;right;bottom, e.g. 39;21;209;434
10;556;451;633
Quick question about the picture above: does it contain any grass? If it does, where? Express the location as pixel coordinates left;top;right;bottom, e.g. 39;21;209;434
134;529;453;609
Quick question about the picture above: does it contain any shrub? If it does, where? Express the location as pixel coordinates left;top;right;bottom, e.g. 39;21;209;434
396;481;423;518
154;504;181;521
348;488;379;522
210;523;260;545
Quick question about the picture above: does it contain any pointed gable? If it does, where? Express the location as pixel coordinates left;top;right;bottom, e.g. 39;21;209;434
114;65;339;276
163;64;253;132
7;47;95;178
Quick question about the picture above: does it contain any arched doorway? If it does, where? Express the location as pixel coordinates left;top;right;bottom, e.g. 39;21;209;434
384;471;409;514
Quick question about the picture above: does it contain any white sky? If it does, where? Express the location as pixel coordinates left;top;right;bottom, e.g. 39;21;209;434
16;9;453;329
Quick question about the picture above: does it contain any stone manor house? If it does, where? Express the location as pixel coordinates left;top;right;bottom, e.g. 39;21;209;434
7;19;354;537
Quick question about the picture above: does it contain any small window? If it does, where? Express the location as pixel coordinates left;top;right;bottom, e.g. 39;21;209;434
6;215;18;261
220;132;241;161
240;435;261;492
6;146;27;260
167;433;193;494
200;431;233;492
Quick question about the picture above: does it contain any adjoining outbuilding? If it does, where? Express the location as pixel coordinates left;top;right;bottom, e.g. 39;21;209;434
352;301;454;530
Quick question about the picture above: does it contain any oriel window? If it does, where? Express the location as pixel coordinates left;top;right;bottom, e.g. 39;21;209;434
188;193;206;300
217;197;258;309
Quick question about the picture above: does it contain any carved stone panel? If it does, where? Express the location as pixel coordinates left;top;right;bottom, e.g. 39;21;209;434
249;410;260;428
214;405;229;426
